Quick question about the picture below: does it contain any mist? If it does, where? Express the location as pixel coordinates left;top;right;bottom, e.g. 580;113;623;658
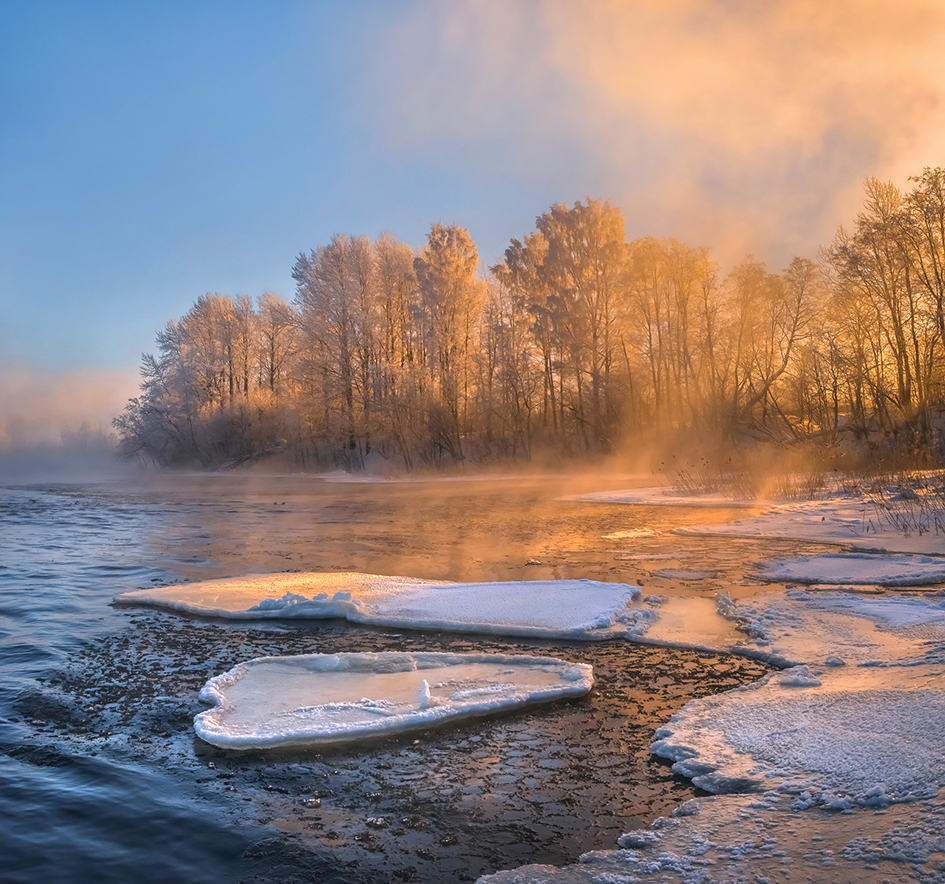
0;364;141;482
368;0;945;267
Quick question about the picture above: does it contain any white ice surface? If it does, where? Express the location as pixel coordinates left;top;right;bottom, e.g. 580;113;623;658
115;573;642;639
650;663;945;802
195;651;593;749
761;551;945;586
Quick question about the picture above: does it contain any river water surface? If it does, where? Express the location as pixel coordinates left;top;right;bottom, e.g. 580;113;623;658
0;473;796;883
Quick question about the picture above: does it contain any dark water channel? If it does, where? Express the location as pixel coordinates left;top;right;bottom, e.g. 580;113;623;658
0;475;777;883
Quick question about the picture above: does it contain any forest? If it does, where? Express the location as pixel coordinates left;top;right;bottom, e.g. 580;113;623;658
114;168;945;471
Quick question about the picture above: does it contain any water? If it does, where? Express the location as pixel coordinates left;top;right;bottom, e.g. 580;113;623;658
0;475;776;883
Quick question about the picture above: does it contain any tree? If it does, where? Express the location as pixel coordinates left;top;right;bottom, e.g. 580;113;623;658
413;223;484;460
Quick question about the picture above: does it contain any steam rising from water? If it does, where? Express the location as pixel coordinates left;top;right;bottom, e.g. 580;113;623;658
370;0;945;264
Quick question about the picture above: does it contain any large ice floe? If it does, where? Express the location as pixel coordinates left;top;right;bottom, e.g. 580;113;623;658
195;651;593;750
115;573;643;639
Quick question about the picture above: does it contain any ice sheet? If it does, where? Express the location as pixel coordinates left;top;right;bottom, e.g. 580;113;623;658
761;551;945;585
194;651;593;749
115;573;641;639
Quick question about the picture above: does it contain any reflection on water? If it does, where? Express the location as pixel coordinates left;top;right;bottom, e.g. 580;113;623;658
0;476;781;883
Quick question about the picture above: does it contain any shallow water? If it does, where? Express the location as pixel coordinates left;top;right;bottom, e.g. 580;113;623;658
0;474;782;883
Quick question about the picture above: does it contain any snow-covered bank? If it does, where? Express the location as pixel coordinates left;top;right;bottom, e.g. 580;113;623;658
479;788;945;883
678;494;945;555
115;574;646;639
195;651;593;750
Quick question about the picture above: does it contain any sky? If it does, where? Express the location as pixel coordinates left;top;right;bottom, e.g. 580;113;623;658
1;0;944;446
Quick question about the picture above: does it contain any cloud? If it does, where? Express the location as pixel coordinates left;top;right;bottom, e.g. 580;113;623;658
0;364;139;449
367;0;945;265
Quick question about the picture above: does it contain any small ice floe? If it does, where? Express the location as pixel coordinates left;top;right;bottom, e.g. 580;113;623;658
760;552;945;587
601;528;660;539
194;651;593;750
114;572;641;640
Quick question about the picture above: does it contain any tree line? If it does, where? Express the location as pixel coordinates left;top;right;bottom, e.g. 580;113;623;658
114;168;945;469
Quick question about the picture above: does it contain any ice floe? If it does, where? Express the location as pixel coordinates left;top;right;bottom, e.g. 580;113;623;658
115;573;642;639
650;662;945;802
195;651;593;750
760;551;945;586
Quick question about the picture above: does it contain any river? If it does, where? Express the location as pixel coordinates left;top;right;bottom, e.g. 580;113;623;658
0;472;784;883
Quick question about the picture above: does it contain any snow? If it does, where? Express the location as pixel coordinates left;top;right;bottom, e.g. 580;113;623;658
115;573;642;639
650;663;945;802
478;789;945;883
195;651;593;750
760;551;945;586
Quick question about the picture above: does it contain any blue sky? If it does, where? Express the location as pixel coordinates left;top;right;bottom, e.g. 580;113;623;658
1;1;943;441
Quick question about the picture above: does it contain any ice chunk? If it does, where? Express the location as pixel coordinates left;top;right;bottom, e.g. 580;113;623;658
115;573;641;640
650;665;945;804
195;651;593;749
776;665;822;687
